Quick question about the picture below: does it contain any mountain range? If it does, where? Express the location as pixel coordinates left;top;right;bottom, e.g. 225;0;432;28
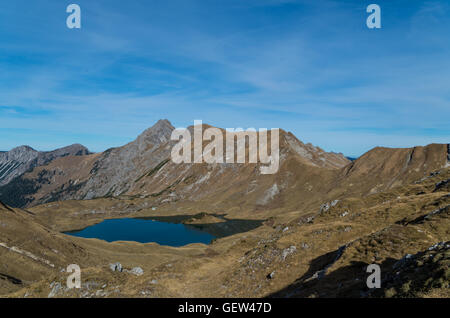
0;119;448;298
0;144;89;186
0;120;448;214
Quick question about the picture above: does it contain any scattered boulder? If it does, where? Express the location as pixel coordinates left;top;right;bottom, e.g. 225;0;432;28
428;241;449;251
130;267;144;276
319;203;330;213
319;200;339;213
109;262;123;272
95;290;107;297
306;216;314;223
48;282;62;298
281;246;297;261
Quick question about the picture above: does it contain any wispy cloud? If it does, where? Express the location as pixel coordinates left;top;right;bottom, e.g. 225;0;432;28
0;0;448;155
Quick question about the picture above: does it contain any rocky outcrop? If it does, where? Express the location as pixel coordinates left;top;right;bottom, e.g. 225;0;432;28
109;263;123;272
129;267;144;276
372;241;450;298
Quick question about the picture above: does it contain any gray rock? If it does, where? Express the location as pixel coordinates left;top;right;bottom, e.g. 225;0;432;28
48;282;62;298
306;216;314;223
130;267;144;276
109;262;123;272
428;241;446;251
331;200;340;207
319;200;340;213
281;246;297;260
319;202;330;213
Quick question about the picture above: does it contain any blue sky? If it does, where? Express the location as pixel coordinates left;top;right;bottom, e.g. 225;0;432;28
0;0;449;156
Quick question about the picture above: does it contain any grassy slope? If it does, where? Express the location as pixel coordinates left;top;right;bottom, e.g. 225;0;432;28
1;167;447;298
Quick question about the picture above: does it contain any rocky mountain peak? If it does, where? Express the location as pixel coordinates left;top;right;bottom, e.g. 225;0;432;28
283;132;350;169
36;144;91;166
135;119;175;151
43;144;91;157
5;146;39;161
0;143;90;187
12;145;36;152
69;119;176;200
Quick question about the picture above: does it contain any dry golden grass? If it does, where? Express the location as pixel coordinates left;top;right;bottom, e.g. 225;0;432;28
1;154;449;298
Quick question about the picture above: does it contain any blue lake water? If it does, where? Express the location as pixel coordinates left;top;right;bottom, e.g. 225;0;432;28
65;218;216;246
